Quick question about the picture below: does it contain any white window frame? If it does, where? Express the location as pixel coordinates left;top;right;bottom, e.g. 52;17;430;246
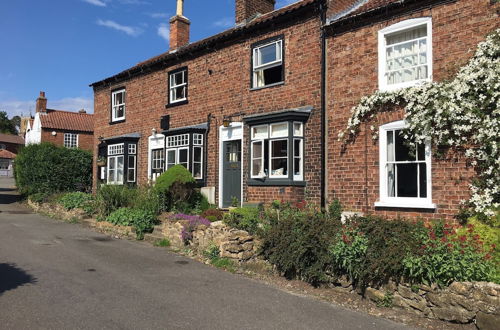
378;17;433;91
169;69;187;104
376;120;435;209
127;155;136;183
166;148;177;170
251;140;265;178
293;138;303;181
192;146;203;180
165;147;190;171
252;39;283;88
63;133;78;148
111;89;126;122
269;138;288;179
107;155;124;185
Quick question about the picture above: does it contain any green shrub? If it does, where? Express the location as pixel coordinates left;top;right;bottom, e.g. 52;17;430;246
29;192;50;204
106;207;157;240
203;243;220;260
328;199;343;221
96;185;137;216
329;225;368;284
402;221;497;286
131;185;162;215
58;192;94;213
154;165;196;211
223;207;262;235
260;207;339;286
15;142;92;196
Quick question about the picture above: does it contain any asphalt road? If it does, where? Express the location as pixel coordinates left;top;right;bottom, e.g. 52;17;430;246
0;177;408;330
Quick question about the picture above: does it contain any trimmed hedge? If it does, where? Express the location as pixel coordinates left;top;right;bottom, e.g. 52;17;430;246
15;143;92;196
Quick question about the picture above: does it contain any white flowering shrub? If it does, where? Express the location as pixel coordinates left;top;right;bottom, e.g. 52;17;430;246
340;29;500;217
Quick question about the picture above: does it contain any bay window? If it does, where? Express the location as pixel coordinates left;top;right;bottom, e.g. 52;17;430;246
107;142;137;185
165;132;204;180
250;121;303;182
377;120;434;208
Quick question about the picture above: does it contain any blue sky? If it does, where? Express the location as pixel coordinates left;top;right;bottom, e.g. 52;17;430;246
0;0;296;118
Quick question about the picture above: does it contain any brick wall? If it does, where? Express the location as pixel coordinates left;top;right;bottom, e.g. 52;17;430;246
0;142;23;154
93;12;323;206
236;0;275;24
326;0;500;220
41;129;94;151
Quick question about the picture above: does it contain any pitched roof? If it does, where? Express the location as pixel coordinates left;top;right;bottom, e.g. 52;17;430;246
0;133;25;145
40;109;94;133
90;0;318;88
0;149;17;159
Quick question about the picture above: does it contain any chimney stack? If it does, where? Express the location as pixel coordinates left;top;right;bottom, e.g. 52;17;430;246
235;0;275;24
169;0;190;50
36;91;47;113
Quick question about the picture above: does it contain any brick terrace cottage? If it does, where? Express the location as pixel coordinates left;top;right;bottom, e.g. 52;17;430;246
25;92;94;151
0;133;24;177
91;0;499;217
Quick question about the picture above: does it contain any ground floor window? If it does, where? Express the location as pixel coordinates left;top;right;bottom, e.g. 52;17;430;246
107;142;137;185
250;121;303;181
377;120;433;208
64;133;78;148
165;132;204;180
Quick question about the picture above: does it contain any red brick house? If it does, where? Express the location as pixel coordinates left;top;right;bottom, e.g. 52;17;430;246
25;92;94;151
324;0;499;220
90;0;498;217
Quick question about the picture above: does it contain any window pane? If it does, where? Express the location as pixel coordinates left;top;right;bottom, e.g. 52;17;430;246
387;163;396;197
417;143;426;161
193;146;202;162
395;130;415;161
293;123;303;137
387;130;395;162
271;158;287;176
294;158;300;176
270;123;288;138
419;163;427;198
116;156;124;183
386;26;427;45
252;141;262;158
271;140;287;157
117;105;124;118
252;125;268;139
174;86;185;100
259;43;278;65
128;155;135;168
193;163;202;179
396;163;418;197
179;149;188;168
294;139;301;157
252;159;263;177
262;65;283;86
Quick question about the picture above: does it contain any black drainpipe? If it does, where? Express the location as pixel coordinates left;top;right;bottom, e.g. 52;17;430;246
320;0;327;210
204;113;213;187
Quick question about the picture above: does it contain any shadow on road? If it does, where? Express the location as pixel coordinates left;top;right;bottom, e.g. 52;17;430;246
0;192;21;205
0;263;37;295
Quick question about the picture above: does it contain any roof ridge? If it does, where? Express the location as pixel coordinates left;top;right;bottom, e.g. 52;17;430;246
46;109;93;115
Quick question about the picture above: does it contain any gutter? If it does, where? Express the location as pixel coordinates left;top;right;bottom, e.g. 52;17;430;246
320;0;327;210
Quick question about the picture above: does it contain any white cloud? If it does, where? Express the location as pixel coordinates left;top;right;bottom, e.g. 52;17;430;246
148;12;169;19
0;97;94;118
82;0;107;7
96;19;143;37
157;23;170;42
213;17;234;29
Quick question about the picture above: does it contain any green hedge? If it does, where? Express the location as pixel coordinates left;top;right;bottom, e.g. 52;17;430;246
15;143;92;196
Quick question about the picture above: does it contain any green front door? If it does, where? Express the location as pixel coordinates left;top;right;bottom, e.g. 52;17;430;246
222;140;241;208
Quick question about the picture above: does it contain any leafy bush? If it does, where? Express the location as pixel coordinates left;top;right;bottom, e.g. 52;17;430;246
329;225;368;284
260;206;339;286
223;207;262;236
29;192;50;204
15;143;92;196
96;185;137;217
58;192;94;214
201;208;224;222
106;207;157;239
131;185;162;215
203;243;220;260
154;165;196;211
402;221;497;286
328;199;343;221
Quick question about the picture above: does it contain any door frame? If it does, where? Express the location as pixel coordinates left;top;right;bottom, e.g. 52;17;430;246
219;122;243;208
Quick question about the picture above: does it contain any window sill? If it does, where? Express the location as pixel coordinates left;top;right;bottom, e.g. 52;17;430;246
379;78;432;92
374;200;436;209
109;119;126;125
250;81;284;91
165;99;188;108
248;178;306;187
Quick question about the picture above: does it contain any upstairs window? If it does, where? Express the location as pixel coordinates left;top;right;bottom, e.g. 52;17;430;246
111;89;126;122
169;68;188;105
252;38;284;88
63;133;78;148
377;120;434;208
378;18;432;91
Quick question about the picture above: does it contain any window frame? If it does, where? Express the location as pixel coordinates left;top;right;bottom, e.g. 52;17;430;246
378;17;433;91
376;120;435;209
106;142;137;185
63;133;78;148
251;35;285;90
168;67;188;106
111;88;126;122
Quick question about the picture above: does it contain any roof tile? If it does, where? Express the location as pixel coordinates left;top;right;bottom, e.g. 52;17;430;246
0;133;25;145
0;149;17;159
40;110;94;132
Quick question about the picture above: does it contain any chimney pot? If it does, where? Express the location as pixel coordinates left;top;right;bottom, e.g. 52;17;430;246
79;109;86;114
36;91;47;113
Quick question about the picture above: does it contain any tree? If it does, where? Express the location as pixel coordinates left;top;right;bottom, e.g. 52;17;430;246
0;111;17;134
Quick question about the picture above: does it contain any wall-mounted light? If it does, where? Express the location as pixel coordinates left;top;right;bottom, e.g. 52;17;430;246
152;128;157;136
51;131;57;136
222;117;231;128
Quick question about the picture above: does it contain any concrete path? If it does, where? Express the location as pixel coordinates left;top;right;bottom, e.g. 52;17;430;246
0;177;409;329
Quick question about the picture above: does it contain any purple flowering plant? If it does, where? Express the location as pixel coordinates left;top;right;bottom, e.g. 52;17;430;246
170;213;211;242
